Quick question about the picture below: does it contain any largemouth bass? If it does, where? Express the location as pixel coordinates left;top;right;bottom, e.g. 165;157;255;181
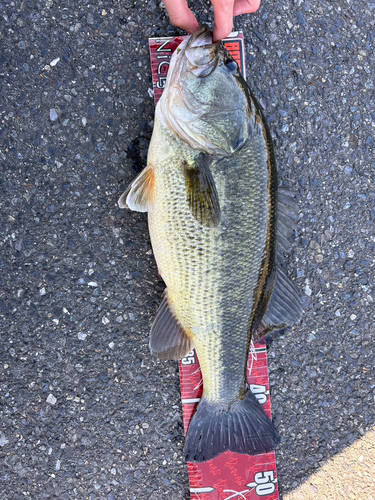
119;27;302;462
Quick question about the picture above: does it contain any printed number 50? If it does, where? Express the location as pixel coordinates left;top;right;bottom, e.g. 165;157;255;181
247;470;276;496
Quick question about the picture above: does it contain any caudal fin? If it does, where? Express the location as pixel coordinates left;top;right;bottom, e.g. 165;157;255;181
184;391;279;462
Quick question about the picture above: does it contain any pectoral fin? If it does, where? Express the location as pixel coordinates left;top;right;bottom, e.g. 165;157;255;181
118;164;154;212
150;292;194;360
183;154;221;227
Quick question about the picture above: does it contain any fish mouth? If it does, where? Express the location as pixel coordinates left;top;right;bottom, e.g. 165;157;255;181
185;26;220;77
188;25;214;48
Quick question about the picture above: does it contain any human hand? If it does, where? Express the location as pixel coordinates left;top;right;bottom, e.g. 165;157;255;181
162;0;261;42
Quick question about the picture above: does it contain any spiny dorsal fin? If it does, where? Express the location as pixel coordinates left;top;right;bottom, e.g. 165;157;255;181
183;153;221;227
150;292;194;360
277;187;299;254
253;266;302;342
118;164;154;212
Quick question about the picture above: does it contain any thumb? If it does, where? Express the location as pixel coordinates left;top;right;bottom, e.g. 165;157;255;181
211;0;235;42
162;0;200;34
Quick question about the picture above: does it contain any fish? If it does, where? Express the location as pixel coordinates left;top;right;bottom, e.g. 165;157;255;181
119;26;302;463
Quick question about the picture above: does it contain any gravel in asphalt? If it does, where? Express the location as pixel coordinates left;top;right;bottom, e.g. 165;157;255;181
1;0;374;498
285;429;375;500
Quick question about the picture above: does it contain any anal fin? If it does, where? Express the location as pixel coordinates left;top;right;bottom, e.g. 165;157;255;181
150;292;194;360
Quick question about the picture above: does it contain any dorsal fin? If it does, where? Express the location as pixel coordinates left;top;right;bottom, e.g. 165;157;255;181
253;266;302;342
254;188;302;342
277;188;299;254
118;164;154;212
150;292;194;360
183;153;221;227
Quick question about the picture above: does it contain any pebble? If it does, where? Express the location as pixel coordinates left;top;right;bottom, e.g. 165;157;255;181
50;108;58;121
46;394;57;405
0;433;9;447
297;11;306;26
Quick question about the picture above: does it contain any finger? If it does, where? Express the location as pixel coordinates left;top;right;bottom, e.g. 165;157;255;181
233;0;261;16
162;0;200;34
211;0;235;42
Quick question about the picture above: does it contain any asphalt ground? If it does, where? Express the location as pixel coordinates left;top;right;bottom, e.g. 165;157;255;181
1;0;374;498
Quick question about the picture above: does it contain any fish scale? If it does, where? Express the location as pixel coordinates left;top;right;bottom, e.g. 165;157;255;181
149;115;272;404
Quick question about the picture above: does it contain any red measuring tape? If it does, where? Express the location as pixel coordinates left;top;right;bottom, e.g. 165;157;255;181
148;33;279;500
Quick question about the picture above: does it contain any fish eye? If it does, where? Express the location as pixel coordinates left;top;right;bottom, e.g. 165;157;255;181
225;59;238;72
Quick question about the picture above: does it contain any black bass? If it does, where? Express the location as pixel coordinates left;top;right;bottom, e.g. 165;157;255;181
119;27;302;462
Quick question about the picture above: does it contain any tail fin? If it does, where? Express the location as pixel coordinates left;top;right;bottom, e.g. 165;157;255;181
184;391;279;462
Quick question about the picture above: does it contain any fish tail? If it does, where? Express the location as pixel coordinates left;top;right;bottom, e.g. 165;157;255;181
184;391;279;462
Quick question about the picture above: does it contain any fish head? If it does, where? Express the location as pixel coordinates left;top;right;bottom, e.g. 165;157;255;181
159;26;254;157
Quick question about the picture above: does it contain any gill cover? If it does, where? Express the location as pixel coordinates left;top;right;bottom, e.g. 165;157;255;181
158;26;255;157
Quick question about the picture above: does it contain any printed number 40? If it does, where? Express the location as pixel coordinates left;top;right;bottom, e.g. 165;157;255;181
250;384;269;405
247;470;277;496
